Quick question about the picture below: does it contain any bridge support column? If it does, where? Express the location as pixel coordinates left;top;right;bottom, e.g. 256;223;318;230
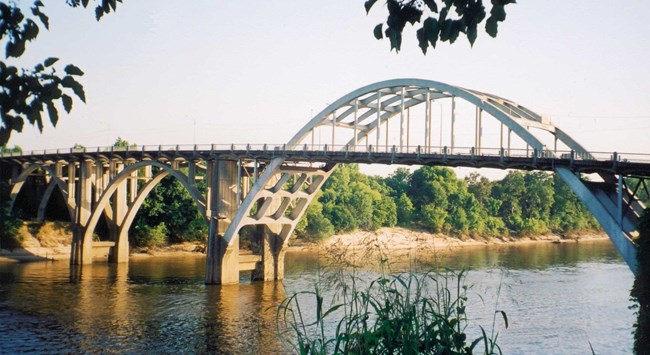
109;163;128;263
206;227;240;285
205;160;241;284
252;225;285;281
71;161;93;265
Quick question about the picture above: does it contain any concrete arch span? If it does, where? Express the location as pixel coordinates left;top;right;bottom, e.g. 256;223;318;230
76;160;206;264
9;163;75;222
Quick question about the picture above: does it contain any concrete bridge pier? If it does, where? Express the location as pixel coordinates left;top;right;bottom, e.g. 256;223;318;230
252;225;286;282
205;228;240;285
205;160;240;285
71;160;94;265
107;162;128;263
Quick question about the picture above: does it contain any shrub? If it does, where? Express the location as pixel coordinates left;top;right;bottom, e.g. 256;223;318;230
0;206;23;249
133;222;168;249
518;218;549;237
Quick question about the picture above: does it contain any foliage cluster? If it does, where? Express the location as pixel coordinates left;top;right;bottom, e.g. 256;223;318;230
131;176;207;248
631;208;650;354
0;158;23;249
0;0;122;145
277;269;507;354
365;0;515;54
296;165;397;240
297;164;599;240
0;204;24;249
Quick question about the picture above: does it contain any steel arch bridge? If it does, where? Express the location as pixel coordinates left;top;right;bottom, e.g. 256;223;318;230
1;78;647;284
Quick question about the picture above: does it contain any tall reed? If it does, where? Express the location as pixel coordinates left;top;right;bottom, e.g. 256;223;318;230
277;266;507;354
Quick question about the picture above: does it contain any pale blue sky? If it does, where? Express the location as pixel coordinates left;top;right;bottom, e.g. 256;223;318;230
8;1;650;176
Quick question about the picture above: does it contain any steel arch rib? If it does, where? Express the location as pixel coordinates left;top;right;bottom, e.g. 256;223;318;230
286;78;549;150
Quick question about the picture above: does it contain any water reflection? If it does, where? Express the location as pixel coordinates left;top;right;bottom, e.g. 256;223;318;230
0;240;635;354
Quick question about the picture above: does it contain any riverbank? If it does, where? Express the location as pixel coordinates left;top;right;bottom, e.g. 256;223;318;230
288;227;608;254
0;221;607;263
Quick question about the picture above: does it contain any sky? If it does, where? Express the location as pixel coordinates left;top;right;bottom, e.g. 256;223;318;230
7;1;650;177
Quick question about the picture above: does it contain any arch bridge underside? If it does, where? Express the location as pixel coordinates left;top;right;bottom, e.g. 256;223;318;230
3;79;643;283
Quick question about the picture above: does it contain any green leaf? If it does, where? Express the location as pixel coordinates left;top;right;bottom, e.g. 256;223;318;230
448;22;460;44
47;103;58;126
485;17;498;37
102;1;111;14
34;1;44;6
486;4;508;37
44;57;59;67
95;6;104;21
24;19;40;40
82;0;89;7
62;76;86;102
27;108;43;131
385;27;402;52
34;64;44;72
364;0;379;13
61;94;73;113
491;4;507;22
423;0;438;13
439;19;452;42
64;64;85;76
423;17;439;47
467;23;477;46
6;41;26;58
497;310;509;328
321;303;345;319
416;28;428;54
373;23;383;40
37;12;49;30
416;17;439;54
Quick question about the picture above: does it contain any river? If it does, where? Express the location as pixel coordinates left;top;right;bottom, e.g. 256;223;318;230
0;239;635;354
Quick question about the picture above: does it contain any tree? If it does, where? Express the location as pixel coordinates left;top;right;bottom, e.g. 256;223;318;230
549;174;597;233
0;145;22;153
295;198;335;240
365;0;516;54
491;171;525;231
383;167;411;198
0;0;124;145
112;136;133;147
133;175;207;244
631;208;650;354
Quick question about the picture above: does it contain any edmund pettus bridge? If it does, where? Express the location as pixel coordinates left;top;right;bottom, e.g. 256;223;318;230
2;79;649;284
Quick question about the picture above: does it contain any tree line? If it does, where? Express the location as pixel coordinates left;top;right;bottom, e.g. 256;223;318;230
295;164;600;241
129;162;603;248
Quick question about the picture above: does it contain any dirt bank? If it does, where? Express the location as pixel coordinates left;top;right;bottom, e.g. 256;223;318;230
0;221;607;263
288;227;608;254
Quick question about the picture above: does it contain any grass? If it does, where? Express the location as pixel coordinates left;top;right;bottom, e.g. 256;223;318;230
276;234;508;354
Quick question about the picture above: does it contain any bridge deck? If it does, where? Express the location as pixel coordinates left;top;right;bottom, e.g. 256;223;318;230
2;146;650;176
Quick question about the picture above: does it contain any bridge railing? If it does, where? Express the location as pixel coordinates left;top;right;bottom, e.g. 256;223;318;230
2;144;650;164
